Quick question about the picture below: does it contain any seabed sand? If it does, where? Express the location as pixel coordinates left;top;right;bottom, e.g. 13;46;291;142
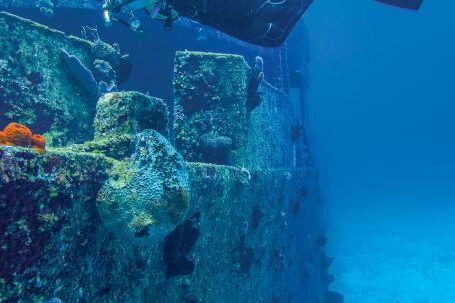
329;201;455;303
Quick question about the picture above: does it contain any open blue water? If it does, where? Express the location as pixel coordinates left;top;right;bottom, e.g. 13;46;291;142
306;1;455;301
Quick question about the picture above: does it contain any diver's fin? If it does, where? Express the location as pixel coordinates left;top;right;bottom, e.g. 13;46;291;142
374;0;423;10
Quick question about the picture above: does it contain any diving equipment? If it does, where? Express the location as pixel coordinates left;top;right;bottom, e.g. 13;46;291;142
101;0;424;47
102;0;177;31
374;0;423;10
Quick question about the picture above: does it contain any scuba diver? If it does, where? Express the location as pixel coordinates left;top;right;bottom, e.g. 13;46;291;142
101;0;423;47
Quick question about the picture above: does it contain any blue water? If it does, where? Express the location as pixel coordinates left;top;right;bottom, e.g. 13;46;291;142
306;1;455;301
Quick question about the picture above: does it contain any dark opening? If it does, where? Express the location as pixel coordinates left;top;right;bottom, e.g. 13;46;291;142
163;217;200;278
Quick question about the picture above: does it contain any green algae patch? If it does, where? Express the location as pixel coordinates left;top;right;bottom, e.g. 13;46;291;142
69;134;133;160
94;91;169;139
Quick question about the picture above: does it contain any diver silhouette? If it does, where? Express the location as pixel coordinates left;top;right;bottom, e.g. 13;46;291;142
102;0;423;47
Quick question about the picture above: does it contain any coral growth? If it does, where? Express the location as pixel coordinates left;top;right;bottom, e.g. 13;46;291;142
1;123;46;153
0;145;109;287
97;130;190;243
247;56;264;111
37;0;54;17
91;40;122;69
199;132;233;164
173;51;249;164
0;131;6;145
60;48;100;97
93;59;116;84
0;12;104;146
31;134;46;153
60;48;119;97
3;122;32;147
94;92;169;139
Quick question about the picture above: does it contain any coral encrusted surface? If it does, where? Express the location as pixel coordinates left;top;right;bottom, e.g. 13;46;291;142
0;14;329;303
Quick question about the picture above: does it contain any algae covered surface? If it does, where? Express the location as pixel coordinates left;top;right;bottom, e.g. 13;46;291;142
0;12;95;145
0;146;110;301
173;51;249;164
0;11;127;146
0;12;329;303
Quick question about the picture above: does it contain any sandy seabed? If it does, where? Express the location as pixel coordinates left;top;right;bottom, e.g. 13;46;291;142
328;204;455;303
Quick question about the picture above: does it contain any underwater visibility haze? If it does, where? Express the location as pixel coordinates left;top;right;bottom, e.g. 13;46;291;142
306;1;455;302
0;0;454;302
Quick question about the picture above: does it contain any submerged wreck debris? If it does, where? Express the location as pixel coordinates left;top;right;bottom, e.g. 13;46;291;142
0;146;110;285
0;58;45;127
0;11;130;146
72;90;190;243
173;51;249;164
0;14;327;303
324;291;344;303
92;42;132;86
91;39;122;70
71;91;169;160
231;234;255;274
198;132;233;164
173;51;294;169
97;129;190;243
80;26;132;85
94;91;169;139
60;26;130;97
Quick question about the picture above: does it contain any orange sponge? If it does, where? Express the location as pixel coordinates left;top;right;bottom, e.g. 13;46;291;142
3;123;32;147
31;134;46;153
1;123;47;153
0;131;5;145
